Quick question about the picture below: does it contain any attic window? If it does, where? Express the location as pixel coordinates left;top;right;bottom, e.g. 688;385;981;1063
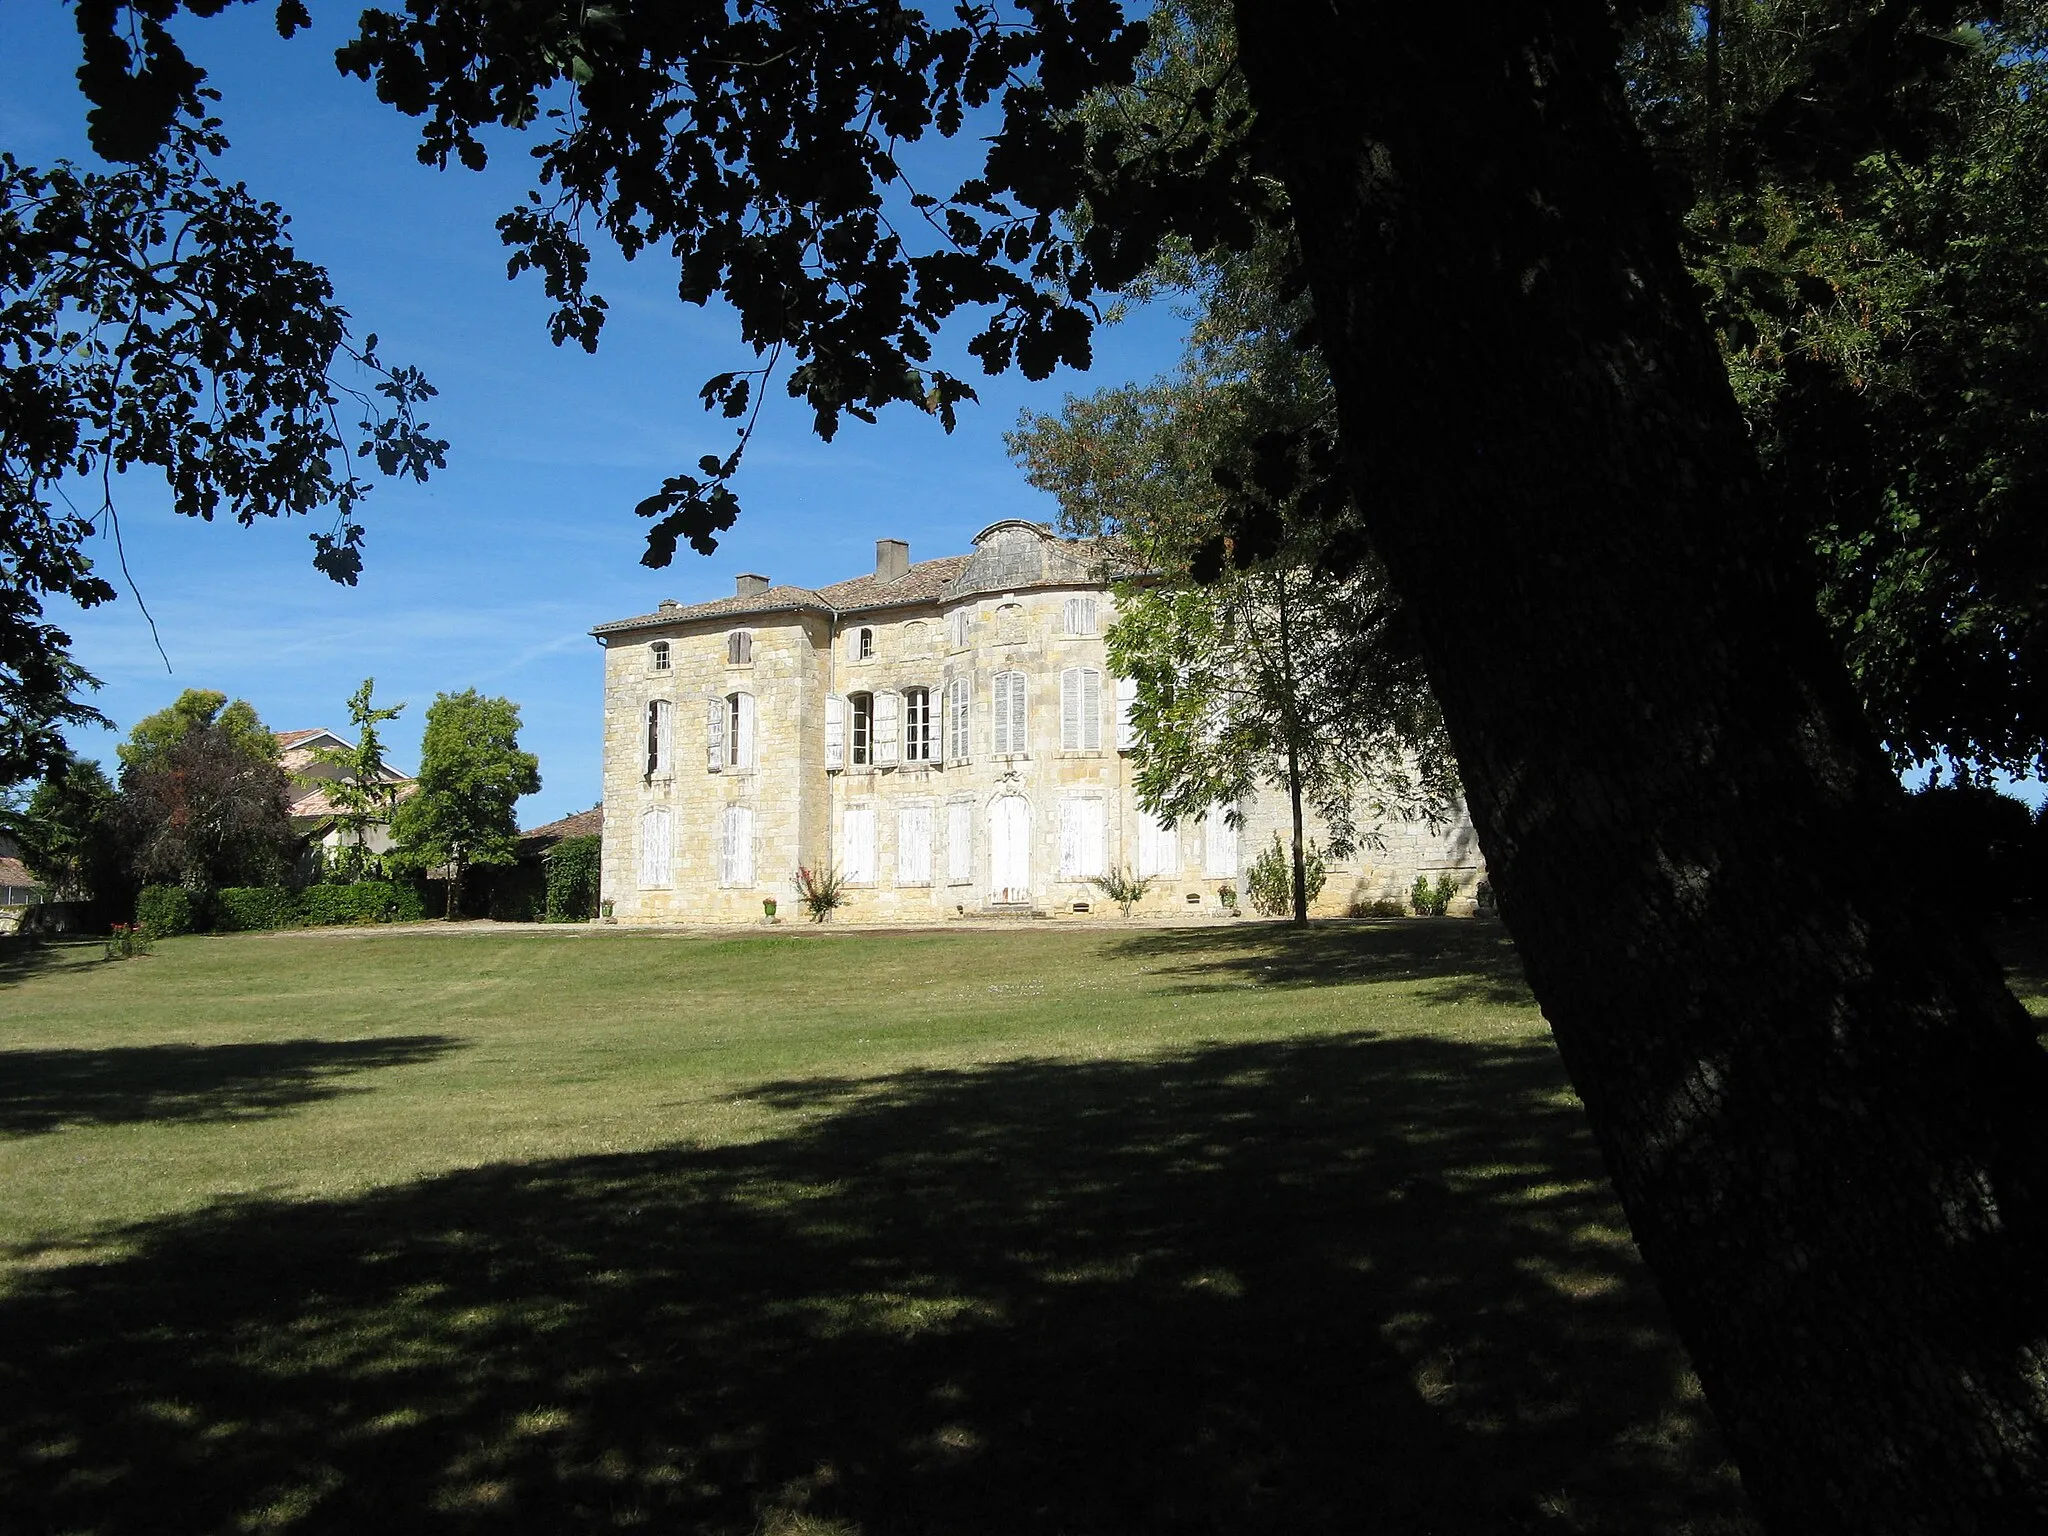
650;640;671;672
727;630;753;665
1063;597;1097;636
855;626;875;661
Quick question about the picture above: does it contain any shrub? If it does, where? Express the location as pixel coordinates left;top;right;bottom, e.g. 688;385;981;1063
213;886;299;932
135;884;196;938
1247;835;1326;917
103;923;153;959
1349;897;1407;918
792;865;849;923
1410;872;1459;917
301;881;411;926
1091;864;1154;918
543;835;603;922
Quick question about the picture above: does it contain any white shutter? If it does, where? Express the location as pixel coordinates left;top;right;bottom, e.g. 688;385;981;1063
875;691;900;765
843;805;876;884
1203;810;1239;877
1081;668;1101;750
946;802;972;882
705;696;725;774
1060;669;1080;751
825;694;846;770
897;806;933;885
946;678;969;760
639;806;672;888
717;806;735;886
1079;798;1105;878
1059;799;1082;877
1060;799;1104;879
720;804;754;887
737;692;757;770
992;676;1010;754
1064;596;1096;636
1115;677;1137;750
1137;809;1179;878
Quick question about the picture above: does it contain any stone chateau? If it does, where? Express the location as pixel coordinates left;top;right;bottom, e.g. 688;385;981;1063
591;520;1482;923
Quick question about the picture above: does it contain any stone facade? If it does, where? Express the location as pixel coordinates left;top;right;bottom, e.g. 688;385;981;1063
592;521;1484;923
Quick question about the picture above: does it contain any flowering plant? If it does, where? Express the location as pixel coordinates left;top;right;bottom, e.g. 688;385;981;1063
792;865;849;923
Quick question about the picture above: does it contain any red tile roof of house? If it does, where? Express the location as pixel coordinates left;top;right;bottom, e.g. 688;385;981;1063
520;805;603;844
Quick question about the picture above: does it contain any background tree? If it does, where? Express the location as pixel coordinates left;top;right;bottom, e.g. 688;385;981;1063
310;677;406;881
389;690;540;918
119;707;295;891
0;750;127;905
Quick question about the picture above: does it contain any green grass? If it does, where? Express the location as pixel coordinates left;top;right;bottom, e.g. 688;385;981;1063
1;921;1757;1534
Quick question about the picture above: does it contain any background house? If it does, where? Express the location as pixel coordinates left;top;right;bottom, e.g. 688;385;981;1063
276;727;416;863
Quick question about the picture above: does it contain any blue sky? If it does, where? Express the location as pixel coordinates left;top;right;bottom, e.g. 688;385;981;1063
5;2;1190;822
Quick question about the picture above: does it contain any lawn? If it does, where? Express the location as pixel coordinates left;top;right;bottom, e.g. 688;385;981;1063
0;919;1789;1534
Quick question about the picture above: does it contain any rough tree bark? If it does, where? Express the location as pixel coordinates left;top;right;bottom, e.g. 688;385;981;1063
1232;2;2048;1529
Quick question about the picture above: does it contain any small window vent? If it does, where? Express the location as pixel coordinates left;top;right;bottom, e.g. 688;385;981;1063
1186;891;1202;904
1072;901;1091;914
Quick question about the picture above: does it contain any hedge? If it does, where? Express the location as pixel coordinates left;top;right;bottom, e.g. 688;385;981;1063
301;880;426;926
135;885;196;938
213;886;300;932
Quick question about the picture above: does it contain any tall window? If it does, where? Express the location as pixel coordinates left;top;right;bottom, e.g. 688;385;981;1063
992;671;1028;754
854;626;875;661
1062;596;1097;636
903;687;934;762
725;692;757;770
850;692;874;766
996;604;1025;644
945;677;970;761
638;806;672;888
1059;667;1102;750
650;640;671;672
1059;797;1107;880
726;630;753;665
897;805;933;886
719;804;755;887
1203;809;1240;878
1137;809;1181;878
644;699;673;777
946;801;972;883
948;610;971;650
1115;676;1138;750
842;803;877;884
825;695;846;770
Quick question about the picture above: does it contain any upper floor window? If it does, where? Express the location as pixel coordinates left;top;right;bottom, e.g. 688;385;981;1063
650;640;671;672
992;671;1028;754
726;630;753;665
850;691;874;766
644;699;674;777
1060;667;1102;751
854;626;876;661
996;604;1025;645
724;692;757;771
903;687;934;762
948;610;971;651
1062;597;1098;637
944;676;970;761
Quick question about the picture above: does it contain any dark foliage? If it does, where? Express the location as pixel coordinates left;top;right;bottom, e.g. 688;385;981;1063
120;723;295;891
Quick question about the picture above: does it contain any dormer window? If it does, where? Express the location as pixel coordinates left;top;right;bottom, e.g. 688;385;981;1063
726;630;753;666
650;640;671;672
855;626;876;661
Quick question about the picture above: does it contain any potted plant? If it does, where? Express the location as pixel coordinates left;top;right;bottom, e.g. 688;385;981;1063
762;896;779;921
599;898;616;923
1218;882;1239;915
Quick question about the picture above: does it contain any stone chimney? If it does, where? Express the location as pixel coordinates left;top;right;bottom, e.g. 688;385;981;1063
735;573;769;597
657;598;680;612
875;539;909;584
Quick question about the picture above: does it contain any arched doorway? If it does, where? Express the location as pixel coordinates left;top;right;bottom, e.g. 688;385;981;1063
987;794;1031;905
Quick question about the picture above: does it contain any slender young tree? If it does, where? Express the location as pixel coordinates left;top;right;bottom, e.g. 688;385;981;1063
389;690;540;918
310;677;407;880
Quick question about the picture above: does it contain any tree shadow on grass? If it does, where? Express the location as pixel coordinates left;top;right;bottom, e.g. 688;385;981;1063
0;1036;463;1136
0;936;90;990
1112;919;1539;1009
0;1033;1753;1536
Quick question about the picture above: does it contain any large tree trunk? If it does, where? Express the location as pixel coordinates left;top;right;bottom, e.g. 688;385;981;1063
1231;3;2048;1529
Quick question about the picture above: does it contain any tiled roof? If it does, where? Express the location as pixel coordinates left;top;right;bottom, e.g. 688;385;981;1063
521;805;603;842
0;856;41;892
274;728;330;749
592;531;1127;637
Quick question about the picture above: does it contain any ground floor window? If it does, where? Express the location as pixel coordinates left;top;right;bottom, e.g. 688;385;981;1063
1059;797;1106;879
639;805;672;888
1203;809;1239;878
719;804;755;887
946;801;973;883
1136;809;1180;879
842;803;877;884
897;805;933;885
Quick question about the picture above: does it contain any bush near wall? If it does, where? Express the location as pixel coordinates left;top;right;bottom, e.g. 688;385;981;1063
135;885;197;938
543;836;602;922
213;886;300;932
301;881;424;926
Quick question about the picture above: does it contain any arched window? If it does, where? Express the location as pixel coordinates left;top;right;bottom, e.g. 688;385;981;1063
854;626;876;661
1059;667;1102;750
944;676;970;761
996;604;1025;645
644;699;673;777
1062;597;1097;637
725;692;757;770
650;640;671;672
992;671;1028;754
638;806;672;889
849;691;874;766
726;630;753;665
903;687;934;762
